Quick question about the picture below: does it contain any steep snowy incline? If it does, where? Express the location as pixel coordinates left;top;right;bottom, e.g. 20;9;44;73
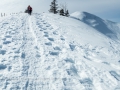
0;13;120;90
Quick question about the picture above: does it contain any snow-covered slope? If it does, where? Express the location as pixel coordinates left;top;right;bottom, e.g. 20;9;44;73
70;11;120;40
0;12;120;90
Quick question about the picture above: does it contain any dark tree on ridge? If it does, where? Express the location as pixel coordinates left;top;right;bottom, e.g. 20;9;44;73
65;10;69;17
59;9;64;16
49;0;58;14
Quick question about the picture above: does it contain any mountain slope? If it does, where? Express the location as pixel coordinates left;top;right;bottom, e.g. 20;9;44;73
0;13;120;90
70;11;120;40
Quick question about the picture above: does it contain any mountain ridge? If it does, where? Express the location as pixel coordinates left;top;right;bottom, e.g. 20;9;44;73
70;11;120;40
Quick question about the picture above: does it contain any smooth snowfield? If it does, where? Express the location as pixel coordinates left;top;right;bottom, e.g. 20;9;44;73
0;13;120;90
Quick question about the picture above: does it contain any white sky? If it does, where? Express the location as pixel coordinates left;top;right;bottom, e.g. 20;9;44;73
0;0;120;22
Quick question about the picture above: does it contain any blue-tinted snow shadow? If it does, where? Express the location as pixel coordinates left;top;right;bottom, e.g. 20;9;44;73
21;52;25;59
0;64;7;70
109;71;120;81
3;41;11;44
48;38;54;41
64;58;74;63
49;51;59;56
0;50;6;55
53;46;61;51
45;42;52;46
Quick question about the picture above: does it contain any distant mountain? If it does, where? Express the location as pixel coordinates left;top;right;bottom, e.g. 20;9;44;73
70;11;120;40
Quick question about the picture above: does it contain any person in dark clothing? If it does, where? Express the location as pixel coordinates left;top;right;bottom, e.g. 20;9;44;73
27;5;32;15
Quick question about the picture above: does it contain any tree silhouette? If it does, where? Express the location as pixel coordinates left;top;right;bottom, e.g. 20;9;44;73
59;9;64;16
49;0;58;14
65;10;69;17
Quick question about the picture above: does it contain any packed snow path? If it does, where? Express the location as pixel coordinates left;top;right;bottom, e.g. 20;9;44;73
0;13;120;90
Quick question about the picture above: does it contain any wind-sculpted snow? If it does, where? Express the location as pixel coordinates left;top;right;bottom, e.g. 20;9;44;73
0;13;120;90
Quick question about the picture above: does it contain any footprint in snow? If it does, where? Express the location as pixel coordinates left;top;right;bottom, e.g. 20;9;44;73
38;25;43;28
5;35;12;38
21;52;25;59
8;66;12;71
3;41;11;44
41;20;45;22
2;37;6;41
69;44;76;51
80;78;94;89
61;37;65;41
49;51;59;56
46;66;51;70
0;45;2;48
40;29;43;31
60;36;65;41
53;46;61;51
34;46;39;50
64;58;74;63
43;22;47;24
44;32;48;35
36;53;41;58
2;36;12;45
49;27;53;30
2;23;9;25
0;64;7;70
118;60;120;63
10;31;15;34
36;22;41;25
14;49;20;54
9;27;14;30
42;27;47;30
53;31;58;35
45;42;52;46
0;50;6;55
46;24;50;27
48;38;54;41
44;32;48;34
102;62;110;65
66;65;78;76
14;55;20;59
44;35;49;37
109;71;120;81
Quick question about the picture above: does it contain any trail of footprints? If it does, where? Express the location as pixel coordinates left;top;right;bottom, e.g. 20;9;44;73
0;23;19;63
36;14;86;86
34;14;97;89
0;16;28;89
34;14;66;57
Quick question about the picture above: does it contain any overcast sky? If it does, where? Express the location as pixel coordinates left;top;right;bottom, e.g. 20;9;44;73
0;0;120;22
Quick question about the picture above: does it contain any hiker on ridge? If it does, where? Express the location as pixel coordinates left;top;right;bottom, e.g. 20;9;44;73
27;5;32;15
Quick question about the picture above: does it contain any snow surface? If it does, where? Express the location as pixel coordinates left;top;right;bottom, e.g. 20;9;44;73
0;12;120;90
